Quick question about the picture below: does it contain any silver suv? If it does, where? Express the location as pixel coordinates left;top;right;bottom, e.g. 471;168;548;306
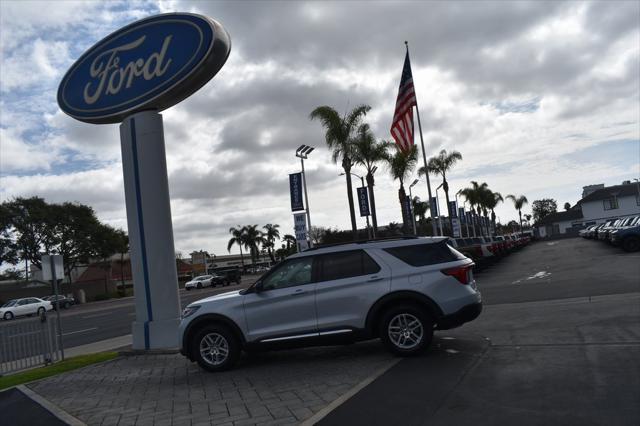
179;237;482;371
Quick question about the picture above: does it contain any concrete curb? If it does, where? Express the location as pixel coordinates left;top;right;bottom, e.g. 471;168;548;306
17;385;86;426
119;348;180;355
300;357;401;426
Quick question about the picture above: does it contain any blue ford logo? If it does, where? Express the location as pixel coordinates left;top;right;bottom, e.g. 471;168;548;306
58;13;231;124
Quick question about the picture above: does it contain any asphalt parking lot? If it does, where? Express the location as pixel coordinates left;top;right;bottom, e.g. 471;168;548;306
6;238;640;425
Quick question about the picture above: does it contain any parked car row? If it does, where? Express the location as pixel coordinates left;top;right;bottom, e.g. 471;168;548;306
447;234;531;270
579;215;640;252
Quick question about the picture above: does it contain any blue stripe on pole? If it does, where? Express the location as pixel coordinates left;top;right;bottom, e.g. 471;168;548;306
130;118;153;350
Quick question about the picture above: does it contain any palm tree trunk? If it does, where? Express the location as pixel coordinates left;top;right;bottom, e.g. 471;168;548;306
239;245;245;269
518;210;523;236
443;176;453;237
366;172;378;234
343;160;358;239
398;184;408;234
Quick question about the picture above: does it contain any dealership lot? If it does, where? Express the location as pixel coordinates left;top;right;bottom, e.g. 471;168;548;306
14;238;640;425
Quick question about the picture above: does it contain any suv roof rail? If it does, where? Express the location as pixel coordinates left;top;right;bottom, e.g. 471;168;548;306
303;235;424;251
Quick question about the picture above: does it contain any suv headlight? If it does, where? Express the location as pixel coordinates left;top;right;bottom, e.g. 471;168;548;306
181;305;201;319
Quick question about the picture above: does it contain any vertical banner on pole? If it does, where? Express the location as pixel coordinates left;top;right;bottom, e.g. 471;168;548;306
448;201;457;218
293;213;309;251
430;197;439;216
357;187;370;217
458;208;466;223
289;173;304;212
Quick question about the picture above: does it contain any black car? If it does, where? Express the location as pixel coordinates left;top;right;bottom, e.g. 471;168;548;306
211;268;242;285
42;295;76;310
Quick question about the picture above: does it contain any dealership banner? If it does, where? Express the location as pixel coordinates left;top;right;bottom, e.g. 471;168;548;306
449;201;457;217
452;218;461;238
430;197;439;216
289;173;304;211
458;208;466;223
357;187;370;217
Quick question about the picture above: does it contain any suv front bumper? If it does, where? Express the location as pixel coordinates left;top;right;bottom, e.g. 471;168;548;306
436;302;482;330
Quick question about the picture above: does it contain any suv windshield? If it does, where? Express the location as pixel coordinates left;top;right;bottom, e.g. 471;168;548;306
2;300;18;307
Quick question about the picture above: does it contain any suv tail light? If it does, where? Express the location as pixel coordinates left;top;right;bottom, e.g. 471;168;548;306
442;264;473;285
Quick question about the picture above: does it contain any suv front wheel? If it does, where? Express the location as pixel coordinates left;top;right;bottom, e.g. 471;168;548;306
379;305;433;356
192;324;240;372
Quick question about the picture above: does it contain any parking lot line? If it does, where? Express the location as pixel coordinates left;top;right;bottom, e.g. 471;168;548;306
300;357;401;426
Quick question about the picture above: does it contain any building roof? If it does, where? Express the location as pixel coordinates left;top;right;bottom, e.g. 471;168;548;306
537;209;584;226
578;183;639;204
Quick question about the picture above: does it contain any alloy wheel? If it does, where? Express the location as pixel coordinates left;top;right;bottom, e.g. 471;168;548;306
388;313;424;349
199;332;230;366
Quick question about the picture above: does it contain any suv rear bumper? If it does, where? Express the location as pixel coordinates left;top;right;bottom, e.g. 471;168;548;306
436;302;482;330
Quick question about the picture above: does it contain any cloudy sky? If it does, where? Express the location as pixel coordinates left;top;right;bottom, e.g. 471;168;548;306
1;0;639;257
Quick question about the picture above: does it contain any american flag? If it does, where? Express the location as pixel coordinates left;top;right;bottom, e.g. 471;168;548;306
390;51;417;153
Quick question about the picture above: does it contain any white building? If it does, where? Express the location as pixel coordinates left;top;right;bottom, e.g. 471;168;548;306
536;181;640;237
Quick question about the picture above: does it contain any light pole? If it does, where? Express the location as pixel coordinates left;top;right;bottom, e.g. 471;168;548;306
435;183;444;236
409;179;419;235
296;145;314;248
341;172;372;239
456;191;470;238
634;179;640;206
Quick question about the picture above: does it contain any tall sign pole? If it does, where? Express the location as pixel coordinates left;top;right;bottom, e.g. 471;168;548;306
58;13;231;350
406;41;437;236
295;145;314;248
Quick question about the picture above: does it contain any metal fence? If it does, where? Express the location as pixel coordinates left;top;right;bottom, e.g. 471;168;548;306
0;314;62;376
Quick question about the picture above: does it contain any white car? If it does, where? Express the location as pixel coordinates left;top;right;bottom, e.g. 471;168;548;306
185;275;215;290
1;297;53;320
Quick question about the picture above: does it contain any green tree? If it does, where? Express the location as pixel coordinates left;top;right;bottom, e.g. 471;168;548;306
564;202;571;211
507;194;530;235
310;104;371;238
262;224;280;263
531;198;557;225
387;145;418;233
2;197;122;290
283;234;296;250
351;124;391;235
419;149;462;235
227;225;245;269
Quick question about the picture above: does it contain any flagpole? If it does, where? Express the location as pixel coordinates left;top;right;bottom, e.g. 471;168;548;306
406;41;437;236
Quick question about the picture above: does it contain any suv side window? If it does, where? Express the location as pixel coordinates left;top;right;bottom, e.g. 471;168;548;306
261;256;314;291
384;242;462;267
317;250;380;282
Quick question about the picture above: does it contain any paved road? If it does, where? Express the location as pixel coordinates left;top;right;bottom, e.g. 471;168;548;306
476;237;640;304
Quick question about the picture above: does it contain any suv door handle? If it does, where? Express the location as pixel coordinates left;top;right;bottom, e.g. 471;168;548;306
368;276;383;282
290;289;307;296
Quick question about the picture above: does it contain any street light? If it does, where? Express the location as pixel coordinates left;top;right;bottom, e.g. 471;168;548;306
409;179;419;235
295;145;314;248
340;172;372;239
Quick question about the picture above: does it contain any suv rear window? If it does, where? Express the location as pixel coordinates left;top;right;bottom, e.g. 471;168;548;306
318;250;380;281
384;241;463;267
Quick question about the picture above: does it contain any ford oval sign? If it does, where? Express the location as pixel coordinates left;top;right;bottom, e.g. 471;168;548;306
58;13;231;124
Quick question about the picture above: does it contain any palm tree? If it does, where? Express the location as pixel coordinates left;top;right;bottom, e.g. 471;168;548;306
227;226;245;269
412;196;429;233
351;124;391;234
506;194;529;235
483;190;503;235
283;234;296;250
310;104;371;238
262;224;280;263
419;149;462;236
459;181;488;236
241;225;265;266
386;145;418;233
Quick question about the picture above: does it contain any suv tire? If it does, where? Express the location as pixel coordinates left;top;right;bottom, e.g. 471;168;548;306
197;282;203;289
379;305;433;356
192;324;240;372
4;311;14;320
622;236;640;252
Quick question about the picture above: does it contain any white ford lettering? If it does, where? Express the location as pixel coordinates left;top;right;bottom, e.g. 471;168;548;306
83;35;173;105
